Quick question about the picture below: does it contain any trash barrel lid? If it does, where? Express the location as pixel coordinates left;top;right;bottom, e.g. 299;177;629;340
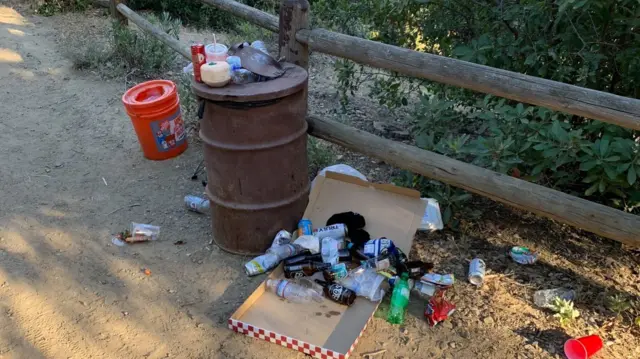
191;63;308;102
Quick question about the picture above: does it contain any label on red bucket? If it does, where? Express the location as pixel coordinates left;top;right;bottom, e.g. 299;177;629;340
151;109;186;152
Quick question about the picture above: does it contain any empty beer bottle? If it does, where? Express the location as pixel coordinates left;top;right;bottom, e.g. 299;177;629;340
284;261;331;279
315;279;357;306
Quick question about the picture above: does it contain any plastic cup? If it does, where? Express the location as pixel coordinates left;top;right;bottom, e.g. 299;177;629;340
564;335;603;359
205;43;228;62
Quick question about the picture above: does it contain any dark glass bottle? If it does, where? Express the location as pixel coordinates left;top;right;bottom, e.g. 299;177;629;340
284;261;331;279
315;279;357;306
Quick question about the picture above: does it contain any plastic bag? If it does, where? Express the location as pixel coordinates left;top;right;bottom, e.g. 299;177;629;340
293;235;320;254
311;164;368;189
418;198;443;231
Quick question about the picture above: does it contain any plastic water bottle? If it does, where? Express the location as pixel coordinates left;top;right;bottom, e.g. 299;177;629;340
251;40;268;54
266;279;324;303
226;56;242;70
533;288;576;309
387;273;410;325
321;237;339;265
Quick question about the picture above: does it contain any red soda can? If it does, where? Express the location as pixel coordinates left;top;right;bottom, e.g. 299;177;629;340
190;43;206;83
424;290;456;327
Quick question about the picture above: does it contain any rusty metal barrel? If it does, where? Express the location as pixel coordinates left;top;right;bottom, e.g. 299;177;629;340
192;63;309;255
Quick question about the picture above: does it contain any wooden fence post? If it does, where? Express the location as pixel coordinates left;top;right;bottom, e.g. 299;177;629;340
110;0;128;25
279;0;309;69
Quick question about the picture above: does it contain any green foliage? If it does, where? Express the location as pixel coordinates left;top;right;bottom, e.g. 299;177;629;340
551;298;580;326
111;13;181;76
178;72;199;126
606;294;633;317
307;137;336;179
35;0;90;16
71;12;181;78
313;0;640;215
127;0;279;29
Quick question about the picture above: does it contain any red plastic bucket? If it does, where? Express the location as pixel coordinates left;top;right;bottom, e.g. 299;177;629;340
122;80;188;160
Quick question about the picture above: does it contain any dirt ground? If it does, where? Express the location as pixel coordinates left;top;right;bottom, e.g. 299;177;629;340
0;3;639;359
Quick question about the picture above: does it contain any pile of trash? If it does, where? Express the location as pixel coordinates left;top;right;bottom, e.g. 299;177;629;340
186;36;285;88
244;212;459;326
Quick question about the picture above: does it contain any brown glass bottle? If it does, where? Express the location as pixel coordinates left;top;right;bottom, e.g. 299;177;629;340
315;279;357;306
284;261;331;279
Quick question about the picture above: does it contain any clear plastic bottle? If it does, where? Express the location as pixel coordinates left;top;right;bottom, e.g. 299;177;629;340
387;273;411;325
321;237;339;265
533;288;575;308
267;243;305;259
266;279;324;303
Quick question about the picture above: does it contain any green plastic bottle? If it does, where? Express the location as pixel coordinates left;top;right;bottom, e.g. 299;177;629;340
387;272;410;325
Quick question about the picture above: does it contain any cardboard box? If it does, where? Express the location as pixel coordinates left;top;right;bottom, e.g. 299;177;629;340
229;172;426;359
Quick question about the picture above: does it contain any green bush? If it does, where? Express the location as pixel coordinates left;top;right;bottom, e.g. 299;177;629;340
72;12;181;78
314;0;640;220
35;0;91;16
111;12;181;75
127;0;279;30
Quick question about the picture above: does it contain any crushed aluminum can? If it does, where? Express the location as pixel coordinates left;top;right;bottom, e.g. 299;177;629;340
510;246;538;264
420;273;455;287
424;290;456;327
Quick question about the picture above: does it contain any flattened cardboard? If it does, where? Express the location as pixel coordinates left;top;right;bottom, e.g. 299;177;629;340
230;173;426;358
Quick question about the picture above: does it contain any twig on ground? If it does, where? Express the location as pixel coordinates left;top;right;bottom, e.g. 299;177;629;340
107;203;141;215
102;177;108;186
362;349;386;358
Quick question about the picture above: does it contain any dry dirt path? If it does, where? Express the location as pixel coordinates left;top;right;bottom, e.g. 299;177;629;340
0;3;637;359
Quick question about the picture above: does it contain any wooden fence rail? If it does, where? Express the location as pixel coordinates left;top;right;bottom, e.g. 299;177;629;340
103;0;640;247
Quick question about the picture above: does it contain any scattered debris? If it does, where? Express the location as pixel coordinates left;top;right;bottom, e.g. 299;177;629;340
510;246;538;264
173;240;186;245
143;268;152;276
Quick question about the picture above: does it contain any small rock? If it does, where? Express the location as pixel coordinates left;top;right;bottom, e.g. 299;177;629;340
449;342;456;349
483;317;495;325
45;168;51;173
548;346;556;354
54;162;63;168
439;341;448;350
399;327;407;334
79;300;87;307
122;311;129;316
441;320;453;330
196;322;204;328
